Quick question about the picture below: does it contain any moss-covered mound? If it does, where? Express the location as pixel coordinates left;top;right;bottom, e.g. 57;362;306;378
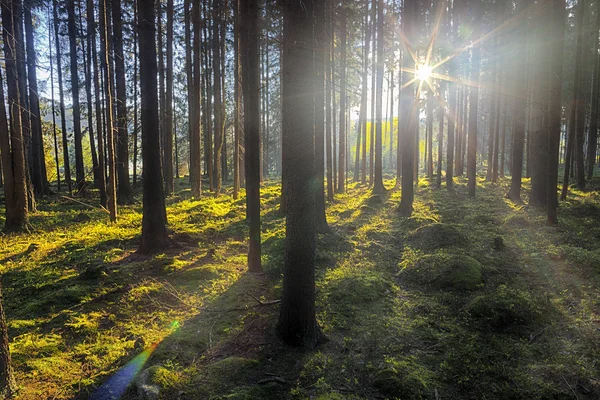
326;269;392;305
407;223;468;252
467;284;544;332
399;251;484;291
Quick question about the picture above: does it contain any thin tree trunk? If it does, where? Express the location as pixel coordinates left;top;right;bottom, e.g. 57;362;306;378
48;5;61;192
467;0;481;198
325;1;334;200
163;0;174;195
53;0;72;195
189;0;201;198
372;0;386;195
67;0;85;192
315;0;329;233
337;1;347;193
213;0;224;193
233;0;241;200
100;0;117;221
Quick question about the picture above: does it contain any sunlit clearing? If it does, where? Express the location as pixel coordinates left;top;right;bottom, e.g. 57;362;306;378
416;64;433;81
89;321;181;400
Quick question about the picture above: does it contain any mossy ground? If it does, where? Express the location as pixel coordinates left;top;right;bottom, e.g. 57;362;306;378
1;175;600;399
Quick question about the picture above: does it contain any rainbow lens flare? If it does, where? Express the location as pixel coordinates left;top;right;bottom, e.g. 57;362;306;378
89;321;180;400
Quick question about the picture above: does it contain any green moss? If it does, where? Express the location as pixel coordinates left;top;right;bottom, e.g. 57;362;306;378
407;223;469;252
467;284;544;332
399;251;483;291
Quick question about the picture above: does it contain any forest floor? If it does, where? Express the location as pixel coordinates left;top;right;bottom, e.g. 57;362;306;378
1;175;600;399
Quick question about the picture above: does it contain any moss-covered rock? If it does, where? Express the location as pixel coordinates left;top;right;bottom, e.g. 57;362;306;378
467;284;544;332
326;269;392;304
407;223;468;252
399;251;484;291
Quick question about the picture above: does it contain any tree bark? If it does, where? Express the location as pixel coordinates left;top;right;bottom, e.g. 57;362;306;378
138;0;170;253
548;0;566;224
467;0;481;198
163;0;175;195
277;0;324;348
372;0;386;195
240;0;262;272
315;0;329;233
337;1;347;194
67;0;86;192
100;0;118;221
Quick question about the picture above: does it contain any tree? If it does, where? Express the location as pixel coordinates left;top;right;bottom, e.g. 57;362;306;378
277;0;324;348
574;0;586;191
315;0;329;233
507;0;528;203
586;0;600;182
213;0;225;193
240;0;261;273
337;0;347;194
1;0;29;232
67;0;85;192
0;280;16;397
189;0;201;198
99;0;117;221
548;0;566;224
163;0;174;195
138;0;170;253
372;0;386;195
398;0;416;215
24;0;48;196
53;0;72;195
467;0;481;198
112;0;133;203
233;0;241;200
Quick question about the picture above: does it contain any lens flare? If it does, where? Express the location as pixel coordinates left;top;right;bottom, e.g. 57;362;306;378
89;321;181;400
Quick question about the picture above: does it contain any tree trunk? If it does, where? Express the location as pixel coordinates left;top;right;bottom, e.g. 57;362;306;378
53;0;72;195
372;0;386;195
574;0;586;190
548;0;566;224
586;0;600;182
67;0;86;192
337;1;347;194
277;0;324;349
2;0;29;232
398;0;415;215
100;0;118;221
240;0;262;272
507;0;528;202
189;0;202;198
137;0;170;253
427;88;434;180
48;7;61;192
163;0;174;195
437;82;445;188
24;0;48;196
325;1;334;201
315;0;329;233
88;0;106;205
213;0;224;193
467;0;481;198
132;7;139;186
233;0;241;200
0;280;16;397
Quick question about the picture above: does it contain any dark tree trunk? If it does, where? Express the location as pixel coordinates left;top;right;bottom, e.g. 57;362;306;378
427;89;434;180
24;0;48;196
163;0;174;195
398;0;415;215
372;0;386;195
240;0;262;272
137;0;170;253
447;62;456;190
574;0;586;190
586;0;600;182
278;0;325;348
88;0;106;205
213;0;224;193
437;82;445;188
67;0;86;192
78;0;99;193
2;0;29;232
48;8;61;192
337;1;347;194
507;0;528;202
111;0;132;202
100;0;118;221
467;0;481;198
0;280;16;397
325;2;334;201
132;7;139;186
233;0;241;200
548;0;566;225
315;0;329;233
369;0;376;186
189;0;202;198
